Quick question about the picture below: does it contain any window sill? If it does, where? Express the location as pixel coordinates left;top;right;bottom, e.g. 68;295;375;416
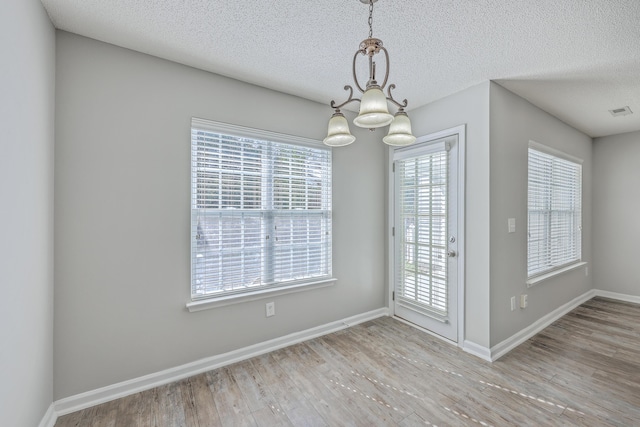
526;262;587;287
186;278;337;312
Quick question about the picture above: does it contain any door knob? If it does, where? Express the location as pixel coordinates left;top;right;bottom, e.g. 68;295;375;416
447;250;457;257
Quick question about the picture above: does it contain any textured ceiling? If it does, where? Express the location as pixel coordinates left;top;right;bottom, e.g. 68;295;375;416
41;0;640;138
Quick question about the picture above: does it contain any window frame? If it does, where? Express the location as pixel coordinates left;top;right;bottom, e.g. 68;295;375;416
526;141;584;285
187;118;335;312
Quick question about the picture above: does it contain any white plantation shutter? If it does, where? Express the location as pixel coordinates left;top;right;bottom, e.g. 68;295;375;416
527;144;582;278
396;145;449;316
191;119;331;299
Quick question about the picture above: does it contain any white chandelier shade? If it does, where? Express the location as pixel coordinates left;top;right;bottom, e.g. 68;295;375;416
353;86;394;128
323;111;356;146
383;110;417;146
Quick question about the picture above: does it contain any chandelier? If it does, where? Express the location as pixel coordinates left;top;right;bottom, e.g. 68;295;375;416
323;0;416;147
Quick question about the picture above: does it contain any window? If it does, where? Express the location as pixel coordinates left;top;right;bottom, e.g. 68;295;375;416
527;142;582;279
190;119;332;301
396;144;449;315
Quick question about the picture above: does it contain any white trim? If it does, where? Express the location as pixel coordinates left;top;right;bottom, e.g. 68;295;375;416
54;308;388;416
187;278;337;312
528;140;584;164
38;403;57;427
466;288;640;362
526;261;587;287
191;117;324;149
455;125;466;347
393;140;449;160
387;146;395;314
47;289;640;417
392;315;456;344
594;289;640;304
462;340;492;362
416;125;467;147
489;289;596;361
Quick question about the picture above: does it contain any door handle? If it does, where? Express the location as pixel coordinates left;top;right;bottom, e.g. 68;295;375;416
447;250;457;258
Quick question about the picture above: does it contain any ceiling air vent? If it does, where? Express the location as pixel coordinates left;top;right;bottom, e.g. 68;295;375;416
609;106;633;117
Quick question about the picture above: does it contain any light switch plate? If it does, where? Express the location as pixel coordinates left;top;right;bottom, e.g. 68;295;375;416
508;218;516;233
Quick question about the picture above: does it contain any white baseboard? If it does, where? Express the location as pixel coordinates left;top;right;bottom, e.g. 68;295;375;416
594;289;640;304
488;288;640;362
38;403;57;427
54;307;388;416
489;289;597;361
47;289;640;418
451;288;640;364
462;340;492;362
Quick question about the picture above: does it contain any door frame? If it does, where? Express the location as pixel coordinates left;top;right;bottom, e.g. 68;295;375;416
387;124;466;345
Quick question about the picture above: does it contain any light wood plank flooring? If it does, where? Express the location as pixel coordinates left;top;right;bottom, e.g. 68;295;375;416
55;297;640;426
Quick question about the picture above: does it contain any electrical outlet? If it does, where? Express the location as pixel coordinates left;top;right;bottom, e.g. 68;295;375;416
510;296;516;311
266;302;275;317
520;294;528;309
585;266;589;276
508;218;516;233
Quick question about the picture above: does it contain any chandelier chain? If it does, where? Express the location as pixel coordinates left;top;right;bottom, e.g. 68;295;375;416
324;0;416;146
368;0;374;38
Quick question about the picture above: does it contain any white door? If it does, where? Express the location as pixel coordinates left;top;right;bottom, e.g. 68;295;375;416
392;128;462;342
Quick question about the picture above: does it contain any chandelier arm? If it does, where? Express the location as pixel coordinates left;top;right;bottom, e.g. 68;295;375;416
379;46;390;89
387;84;408;108
330;85;362;110
352;50;366;93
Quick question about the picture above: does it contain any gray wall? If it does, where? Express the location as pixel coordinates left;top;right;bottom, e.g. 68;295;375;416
593;131;640;296
400;82;492;348
54;32;386;399
0;0;55;425
489;82;593;346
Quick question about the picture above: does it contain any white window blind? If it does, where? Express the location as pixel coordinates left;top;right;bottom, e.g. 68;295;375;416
396;148;448;315
191;121;332;300
527;146;582;278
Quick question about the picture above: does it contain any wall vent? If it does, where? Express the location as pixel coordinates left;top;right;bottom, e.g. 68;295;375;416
609;106;633;117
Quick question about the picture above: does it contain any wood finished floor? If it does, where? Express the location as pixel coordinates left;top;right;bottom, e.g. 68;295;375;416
55;297;640;426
